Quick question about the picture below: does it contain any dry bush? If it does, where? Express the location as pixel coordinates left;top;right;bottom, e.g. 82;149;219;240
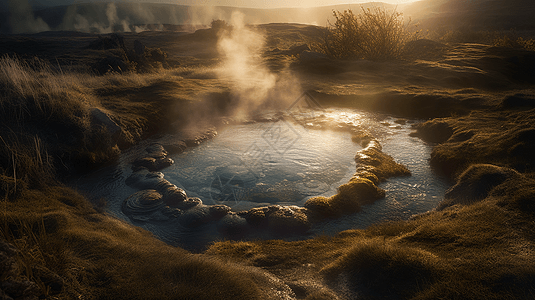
211;19;231;31
316;6;418;60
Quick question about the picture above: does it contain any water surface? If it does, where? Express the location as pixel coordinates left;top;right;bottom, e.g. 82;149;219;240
74;108;450;250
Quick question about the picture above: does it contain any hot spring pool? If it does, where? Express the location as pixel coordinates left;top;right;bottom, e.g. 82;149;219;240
74;108;450;251
164;122;358;211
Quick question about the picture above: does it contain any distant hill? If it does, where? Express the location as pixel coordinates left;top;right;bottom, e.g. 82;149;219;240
1;0;534;34
404;0;535;31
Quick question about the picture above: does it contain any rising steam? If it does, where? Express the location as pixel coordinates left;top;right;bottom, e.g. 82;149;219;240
7;0;50;34
60;3;149;34
216;12;301;118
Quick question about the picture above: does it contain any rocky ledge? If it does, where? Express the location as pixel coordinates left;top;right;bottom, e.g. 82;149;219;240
121;123;411;238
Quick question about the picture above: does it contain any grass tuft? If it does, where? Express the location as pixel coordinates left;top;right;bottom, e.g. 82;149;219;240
322;238;439;299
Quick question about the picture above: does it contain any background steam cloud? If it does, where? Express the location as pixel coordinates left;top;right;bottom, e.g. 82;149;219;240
1;2;337;34
7;0;50;34
216;12;302;118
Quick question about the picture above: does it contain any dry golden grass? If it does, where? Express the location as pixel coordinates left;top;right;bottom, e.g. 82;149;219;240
0;55;267;299
315;6;418;60
0;55;187;187
2;185;265;299
428;29;535;52
209;187;535;299
1;24;535;299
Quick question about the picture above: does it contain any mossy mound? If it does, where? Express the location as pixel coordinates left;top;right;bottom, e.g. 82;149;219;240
305;138;409;220
321;239;440;299
438;164;520;210
305;178;385;218
421;97;535;178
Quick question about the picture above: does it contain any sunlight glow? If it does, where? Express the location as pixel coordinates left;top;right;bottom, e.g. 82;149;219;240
175;0;421;9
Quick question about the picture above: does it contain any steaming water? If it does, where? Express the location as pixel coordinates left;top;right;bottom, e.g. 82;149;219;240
164;122;357;211
74;108;450;251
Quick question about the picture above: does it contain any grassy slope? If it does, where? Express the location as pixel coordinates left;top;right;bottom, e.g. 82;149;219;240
206;25;535;299
2;22;535;299
0;55;267;299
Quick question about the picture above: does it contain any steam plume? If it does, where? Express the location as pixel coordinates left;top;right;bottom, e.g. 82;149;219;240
7;0;50;34
216;12;301;118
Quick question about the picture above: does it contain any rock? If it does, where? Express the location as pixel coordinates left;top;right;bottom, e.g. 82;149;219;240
145;143;167;158
354;141;411;181
243;207;269;227
122;190;165;221
266;205;310;234
184;129;218;146
132;156;173;172
156;135;187;154
218;214;249;236
133;39;146;56
126;170;163;189
155;157;174;170
179;206;212;228
305;178;385;219
90;107;121;141
125;170;145;187
209;205;231;219
173;197;202;210
161;206;182;218
162;187;188;207
352;171;380;185
338;178;386;205
132;157;157;170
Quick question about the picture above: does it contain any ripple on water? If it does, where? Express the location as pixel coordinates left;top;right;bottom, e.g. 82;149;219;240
74;108;450;251
165;122;358;208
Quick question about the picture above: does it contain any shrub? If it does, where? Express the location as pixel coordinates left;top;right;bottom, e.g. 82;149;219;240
316;6;418;60
211;19;231;31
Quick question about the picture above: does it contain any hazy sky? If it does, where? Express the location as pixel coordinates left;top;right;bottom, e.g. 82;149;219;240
25;0;421;9
176;0;420;8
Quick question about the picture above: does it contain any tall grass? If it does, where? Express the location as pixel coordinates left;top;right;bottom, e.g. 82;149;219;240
0;55;184;191
316;6;418;60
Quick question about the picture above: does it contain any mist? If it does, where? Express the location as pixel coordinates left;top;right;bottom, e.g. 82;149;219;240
216;12;302;119
6;0;50;34
1;2;363;34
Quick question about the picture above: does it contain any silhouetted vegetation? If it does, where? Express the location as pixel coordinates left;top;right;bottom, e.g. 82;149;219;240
87;34;171;75
432;29;535;51
316;7;418;60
